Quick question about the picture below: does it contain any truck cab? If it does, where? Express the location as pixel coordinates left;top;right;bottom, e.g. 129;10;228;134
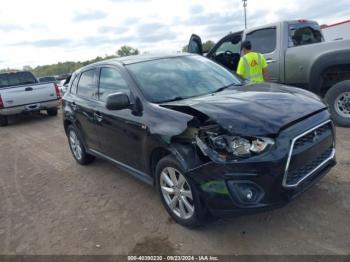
188;20;350;127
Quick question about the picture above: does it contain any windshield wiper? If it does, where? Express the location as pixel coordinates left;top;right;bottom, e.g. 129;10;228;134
212;83;241;93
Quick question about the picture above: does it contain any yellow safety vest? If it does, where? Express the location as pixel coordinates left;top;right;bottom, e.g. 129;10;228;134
236;52;267;83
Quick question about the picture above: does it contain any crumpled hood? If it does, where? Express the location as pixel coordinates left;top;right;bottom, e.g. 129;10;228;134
161;82;327;136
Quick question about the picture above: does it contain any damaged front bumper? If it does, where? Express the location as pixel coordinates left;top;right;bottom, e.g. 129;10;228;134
183;113;337;217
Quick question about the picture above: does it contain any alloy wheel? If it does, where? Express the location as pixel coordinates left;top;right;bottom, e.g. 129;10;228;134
69;130;83;160
160;167;194;220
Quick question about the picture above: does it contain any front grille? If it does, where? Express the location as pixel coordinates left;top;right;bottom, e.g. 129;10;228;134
283;121;335;187
293;123;331;150
286;147;333;185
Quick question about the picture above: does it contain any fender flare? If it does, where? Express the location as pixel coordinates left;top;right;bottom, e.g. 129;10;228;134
309;50;350;95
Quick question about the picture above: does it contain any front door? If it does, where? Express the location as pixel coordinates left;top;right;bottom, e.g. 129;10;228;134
245;27;280;82
93;66;146;170
187;34;203;55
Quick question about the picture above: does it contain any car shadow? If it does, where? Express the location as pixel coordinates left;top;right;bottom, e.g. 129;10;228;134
5;112;56;127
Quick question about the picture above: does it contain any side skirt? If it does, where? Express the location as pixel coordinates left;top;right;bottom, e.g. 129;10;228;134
88;149;154;186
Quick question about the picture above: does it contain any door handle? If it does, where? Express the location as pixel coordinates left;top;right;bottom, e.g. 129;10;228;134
266;58;276;64
25;87;33;91
71;102;77;110
94;112;103;122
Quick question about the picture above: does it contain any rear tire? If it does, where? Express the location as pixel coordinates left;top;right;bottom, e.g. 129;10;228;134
47;108;58;116
67;125;95;165
156;155;212;227
325;80;350;127
0;115;8;127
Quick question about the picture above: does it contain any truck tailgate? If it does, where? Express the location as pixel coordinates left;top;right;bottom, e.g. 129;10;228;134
1;83;58;108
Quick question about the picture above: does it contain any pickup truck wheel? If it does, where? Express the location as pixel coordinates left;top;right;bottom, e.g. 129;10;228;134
67;125;95;165
325;80;350;127
47;108;58;116
156;155;213;228
0;115;8;127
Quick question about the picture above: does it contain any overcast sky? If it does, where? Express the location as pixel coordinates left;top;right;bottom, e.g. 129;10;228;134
0;0;348;68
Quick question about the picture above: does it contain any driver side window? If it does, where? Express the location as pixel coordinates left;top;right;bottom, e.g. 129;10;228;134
98;68;129;102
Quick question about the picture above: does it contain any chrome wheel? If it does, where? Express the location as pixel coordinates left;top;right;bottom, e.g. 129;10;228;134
160;167;194;220
69;130;82;160
335;92;350;118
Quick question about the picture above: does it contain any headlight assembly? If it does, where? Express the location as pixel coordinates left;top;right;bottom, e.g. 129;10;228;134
207;135;274;158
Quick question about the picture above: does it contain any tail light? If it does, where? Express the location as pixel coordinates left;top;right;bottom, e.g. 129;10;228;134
54;83;61;99
0;95;4;109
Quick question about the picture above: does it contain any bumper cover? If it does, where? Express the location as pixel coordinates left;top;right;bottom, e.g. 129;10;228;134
0;100;59;116
187;112;336;217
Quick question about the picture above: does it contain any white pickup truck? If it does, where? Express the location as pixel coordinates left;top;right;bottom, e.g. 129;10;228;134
0;71;61;126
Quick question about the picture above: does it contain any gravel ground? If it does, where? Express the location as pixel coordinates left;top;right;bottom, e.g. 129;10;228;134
0;112;349;255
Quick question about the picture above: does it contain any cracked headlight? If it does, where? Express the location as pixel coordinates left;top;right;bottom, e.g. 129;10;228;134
229;137;274;156
209;135;274;157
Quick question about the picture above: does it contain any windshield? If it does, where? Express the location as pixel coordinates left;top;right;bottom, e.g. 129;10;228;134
126;55;241;103
289;22;324;47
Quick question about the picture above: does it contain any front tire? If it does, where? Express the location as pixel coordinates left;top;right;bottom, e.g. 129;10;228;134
325;80;350;127
67;125;95;165
156;155;210;227
0;115;8;127
47;108;58;116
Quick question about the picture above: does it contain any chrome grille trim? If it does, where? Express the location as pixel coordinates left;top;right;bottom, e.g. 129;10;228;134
283;120;335;188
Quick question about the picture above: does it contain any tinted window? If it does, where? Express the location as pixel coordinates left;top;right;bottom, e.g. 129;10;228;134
246;28;276;53
289;23;323;47
0;72;37;88
39;76;56;82
77;70;97;98
98;68;129;102
70;75;79;94
126;56;241;103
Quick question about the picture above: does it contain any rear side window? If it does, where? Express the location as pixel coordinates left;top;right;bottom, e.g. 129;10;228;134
0;72;37;88
289;24;323;47
70;75;79;94
77;69;97;99
246;28;276;54
98;68;129;102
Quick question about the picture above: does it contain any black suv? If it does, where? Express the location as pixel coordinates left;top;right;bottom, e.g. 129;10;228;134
63;54;336;227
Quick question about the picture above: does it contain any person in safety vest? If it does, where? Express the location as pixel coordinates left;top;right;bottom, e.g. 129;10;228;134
236;40;270;83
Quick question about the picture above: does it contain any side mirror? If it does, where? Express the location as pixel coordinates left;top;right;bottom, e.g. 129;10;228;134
106;92;130;110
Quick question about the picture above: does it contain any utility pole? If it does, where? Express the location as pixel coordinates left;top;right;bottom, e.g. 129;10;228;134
242;0;248;29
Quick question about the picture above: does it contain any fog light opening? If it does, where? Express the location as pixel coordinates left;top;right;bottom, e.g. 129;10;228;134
228;181;264;205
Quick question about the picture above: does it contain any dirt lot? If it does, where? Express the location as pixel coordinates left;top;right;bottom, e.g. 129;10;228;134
0;112;349;255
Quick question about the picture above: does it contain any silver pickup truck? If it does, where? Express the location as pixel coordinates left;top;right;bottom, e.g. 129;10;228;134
0;71;61;126
187;19;350;126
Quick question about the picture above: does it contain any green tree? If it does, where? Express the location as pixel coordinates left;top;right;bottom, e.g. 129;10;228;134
117;45;139;57
203;40;215;52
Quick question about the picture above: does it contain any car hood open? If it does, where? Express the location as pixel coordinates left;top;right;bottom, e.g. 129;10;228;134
161;82;327;136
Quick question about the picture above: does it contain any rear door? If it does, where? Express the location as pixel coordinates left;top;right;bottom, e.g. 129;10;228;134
73;69;100;150
244;27;280;82
0;72;57;108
